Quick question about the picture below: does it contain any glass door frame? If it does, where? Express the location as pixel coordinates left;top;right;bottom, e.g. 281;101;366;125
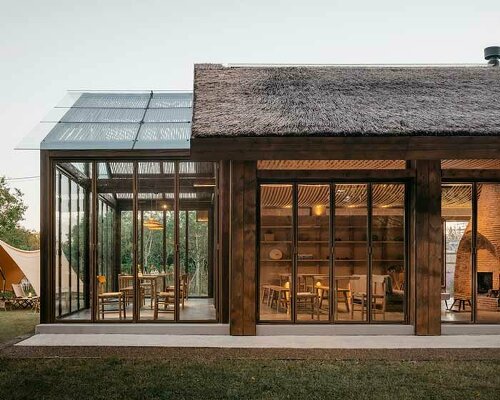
257;180;410;325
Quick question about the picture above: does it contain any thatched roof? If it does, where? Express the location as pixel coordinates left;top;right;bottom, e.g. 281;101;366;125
192;64;500;138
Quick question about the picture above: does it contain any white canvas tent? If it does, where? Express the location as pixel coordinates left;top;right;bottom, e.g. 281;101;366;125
0;239;40;295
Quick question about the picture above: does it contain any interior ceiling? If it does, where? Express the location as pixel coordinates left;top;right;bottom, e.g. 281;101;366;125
261;184;474;209
258;159;500;170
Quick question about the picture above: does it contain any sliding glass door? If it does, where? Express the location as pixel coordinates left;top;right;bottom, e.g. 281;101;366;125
258;182;407;324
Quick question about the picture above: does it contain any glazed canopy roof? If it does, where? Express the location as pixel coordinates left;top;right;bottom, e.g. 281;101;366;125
192;64;500;138
18;91;192;150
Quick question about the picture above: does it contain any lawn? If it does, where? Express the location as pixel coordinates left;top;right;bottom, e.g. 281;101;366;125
0;310;39;344
0;313;498;399
0;357;498;400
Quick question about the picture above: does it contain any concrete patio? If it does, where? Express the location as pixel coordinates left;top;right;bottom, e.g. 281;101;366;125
17;333;500;349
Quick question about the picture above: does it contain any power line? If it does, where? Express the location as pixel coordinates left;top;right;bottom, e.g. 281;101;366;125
5;176;40;181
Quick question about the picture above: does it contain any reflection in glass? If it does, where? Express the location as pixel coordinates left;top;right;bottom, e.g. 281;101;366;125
441;184;472;322
259;184;293;321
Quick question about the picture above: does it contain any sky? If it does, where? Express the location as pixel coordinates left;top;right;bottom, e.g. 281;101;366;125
1;0;499;230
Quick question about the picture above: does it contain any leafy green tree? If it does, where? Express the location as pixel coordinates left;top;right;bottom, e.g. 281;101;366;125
0;176;39;250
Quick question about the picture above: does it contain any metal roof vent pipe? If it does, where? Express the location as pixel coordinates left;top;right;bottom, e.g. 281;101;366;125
484;46;500;67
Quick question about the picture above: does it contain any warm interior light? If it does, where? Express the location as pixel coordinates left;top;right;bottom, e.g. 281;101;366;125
144;218;163;230
312;204;326;216
196;210;209;222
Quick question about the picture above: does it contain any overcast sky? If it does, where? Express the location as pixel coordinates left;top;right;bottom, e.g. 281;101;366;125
1;0;499;230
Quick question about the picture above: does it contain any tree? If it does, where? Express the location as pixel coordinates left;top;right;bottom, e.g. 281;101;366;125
0;176;39;250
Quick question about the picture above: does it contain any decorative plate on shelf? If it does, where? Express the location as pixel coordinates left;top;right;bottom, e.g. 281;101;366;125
269;249;283;260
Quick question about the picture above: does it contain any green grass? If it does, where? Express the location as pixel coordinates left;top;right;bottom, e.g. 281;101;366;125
0;358;498;400
0;310;39;344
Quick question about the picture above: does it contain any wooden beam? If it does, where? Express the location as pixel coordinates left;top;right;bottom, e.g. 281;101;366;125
414;160;442;335
258;169;415;181
230;161;257;335
442;169;500;181
191;136;500;161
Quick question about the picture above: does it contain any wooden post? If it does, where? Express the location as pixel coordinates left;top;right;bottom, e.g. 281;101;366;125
40;151;53;323
414;160;442;335
219;161;231;324
230;161;257;335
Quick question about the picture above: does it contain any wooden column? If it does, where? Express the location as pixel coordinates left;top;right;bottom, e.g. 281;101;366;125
413;160;442;335
219;161;231;324
40;151;53;323
230;161;257;335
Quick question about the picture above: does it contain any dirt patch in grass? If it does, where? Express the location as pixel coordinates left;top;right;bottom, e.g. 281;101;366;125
2;345;500;361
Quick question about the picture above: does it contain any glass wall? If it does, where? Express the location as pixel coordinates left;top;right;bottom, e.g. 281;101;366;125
335;184;368;322
259;184;293;321
179;162;217;321
54;160;218;323
55;163;92;320
96;162;133;321
258;182;407;324
137;161;175;321
476;184;500;323
371;184;406;322
441;184;473;323
297;185;330;322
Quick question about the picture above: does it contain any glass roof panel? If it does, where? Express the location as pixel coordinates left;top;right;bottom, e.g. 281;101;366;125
71;92;150;108
60;108;145;123
144;108;192;123
149;92;192;108
18;91;192;150
134;123;190;149
41;123;139;150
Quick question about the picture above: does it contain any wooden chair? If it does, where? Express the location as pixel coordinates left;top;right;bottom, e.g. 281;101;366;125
166;273;190;309
350;275;387;320
97;275;125;320
154;290;174;319
10;283;38;310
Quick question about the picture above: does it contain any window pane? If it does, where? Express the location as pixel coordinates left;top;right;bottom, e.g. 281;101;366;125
442;184;473;322
372;184;406;322
259;184;293;321
55;162;92;320
297;185;330;322
138;162;175;321
476;184;500;323
96;162;132;321
178;162;217;321
335;184;368;322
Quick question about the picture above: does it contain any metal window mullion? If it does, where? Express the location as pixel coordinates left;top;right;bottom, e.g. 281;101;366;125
367;183;373;324
174;161;180;322
76;185;80;311
471;182;478;323
133;161;139;322
90;161;98;323
329;183;335;323
57;171;62;318
292;183;298;323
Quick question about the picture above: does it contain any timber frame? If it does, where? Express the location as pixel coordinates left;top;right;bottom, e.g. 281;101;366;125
40;134;500;335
